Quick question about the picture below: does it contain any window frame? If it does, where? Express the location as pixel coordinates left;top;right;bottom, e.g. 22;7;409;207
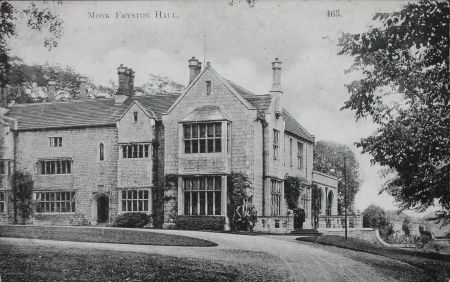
49;137;63;147
270;179;282;216
206;80;211;95
273;129;280;160
183;176;222;216
120;189;151;213
0;160;11;175
183;122;223;154
35;191;76;214
133;111;138;123
99;143;105;161
289;138;293;167
297;142;304;170
120;143;151;159
39;159;72;175
0;191;6;213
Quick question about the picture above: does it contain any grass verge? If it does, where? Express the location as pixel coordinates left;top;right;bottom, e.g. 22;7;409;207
297;235;450;281
0;225;216;247
0;242;285;281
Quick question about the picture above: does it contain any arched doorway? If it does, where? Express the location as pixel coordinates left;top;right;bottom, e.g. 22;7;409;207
326;191;333;216
97;195;109;223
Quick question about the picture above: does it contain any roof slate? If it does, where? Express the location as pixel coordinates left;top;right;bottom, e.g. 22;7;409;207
6;94;180;131
227;80;314;143
283;109;314;143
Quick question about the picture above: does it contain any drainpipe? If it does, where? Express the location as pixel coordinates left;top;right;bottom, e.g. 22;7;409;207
261;119;267;216
13;131;17;224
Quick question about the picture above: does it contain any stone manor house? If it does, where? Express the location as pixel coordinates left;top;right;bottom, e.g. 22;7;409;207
0;57;339;232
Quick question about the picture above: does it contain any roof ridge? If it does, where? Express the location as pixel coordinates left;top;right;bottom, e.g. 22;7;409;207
9;98;113;107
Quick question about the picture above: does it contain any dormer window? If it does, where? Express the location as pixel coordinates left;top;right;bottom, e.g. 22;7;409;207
133;112;138;123
206;81;211;95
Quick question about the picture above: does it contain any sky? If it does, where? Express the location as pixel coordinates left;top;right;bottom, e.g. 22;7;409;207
9;0;419;213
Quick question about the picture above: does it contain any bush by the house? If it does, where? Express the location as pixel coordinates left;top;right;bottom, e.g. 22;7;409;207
362;205;394;239
112;212;151;228
175;215;225;231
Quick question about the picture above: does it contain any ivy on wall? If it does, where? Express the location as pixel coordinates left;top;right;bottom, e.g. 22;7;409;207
284;176;304;210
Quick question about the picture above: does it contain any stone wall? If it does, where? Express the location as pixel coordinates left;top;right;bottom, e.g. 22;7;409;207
253;215;294;233
15;127;118;225
162;67;260;221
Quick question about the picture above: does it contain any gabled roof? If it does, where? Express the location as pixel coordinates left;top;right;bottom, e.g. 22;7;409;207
283;109;314;143
6;94;180;131
226;80;314;143
226;81;272;114
166;65;255;114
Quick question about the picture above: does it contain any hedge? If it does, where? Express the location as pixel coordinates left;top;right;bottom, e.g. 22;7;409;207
112;212;151;228
175;215;226;231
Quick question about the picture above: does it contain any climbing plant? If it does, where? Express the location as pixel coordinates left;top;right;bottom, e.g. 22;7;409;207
228;172;255;231
284;176;304;210
12;170;34;224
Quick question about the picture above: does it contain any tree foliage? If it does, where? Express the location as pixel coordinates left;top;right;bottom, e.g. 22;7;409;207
12;170;34;224
313;140;360;214
228;172;254;230
362;205;394;239
338;0;449;213
284;175;304;210
1;1;63;90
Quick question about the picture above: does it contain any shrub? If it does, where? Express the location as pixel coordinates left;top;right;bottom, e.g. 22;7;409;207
228;172;253;231
112;213;151;228
402;216;412;236
362;205;393;239
284;176;304;210
175;215;226;231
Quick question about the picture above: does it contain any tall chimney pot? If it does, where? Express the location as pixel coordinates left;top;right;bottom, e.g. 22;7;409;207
188;57;200;84
128;69;135;96
79;77;88;99
47;81;56;102
270;58;283;117
117;64;129;96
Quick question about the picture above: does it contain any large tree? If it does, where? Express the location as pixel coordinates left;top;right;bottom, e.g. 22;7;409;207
313;140;360;214
1;1;63;96
338;1;449;213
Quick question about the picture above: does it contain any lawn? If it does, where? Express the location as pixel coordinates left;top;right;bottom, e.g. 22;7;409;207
297;235;450;281
0;225;216;247
0;241;285;281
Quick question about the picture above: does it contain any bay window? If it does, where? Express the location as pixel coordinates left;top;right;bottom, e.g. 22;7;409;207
183;176;221;215
183;123;222;153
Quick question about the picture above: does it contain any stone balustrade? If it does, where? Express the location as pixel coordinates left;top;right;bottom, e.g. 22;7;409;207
318;214;363;229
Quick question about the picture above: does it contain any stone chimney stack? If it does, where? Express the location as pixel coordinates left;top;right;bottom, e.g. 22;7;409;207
79;77;88;99
117;64;129;96
47;81;56;102
270;58;283;117
128;68;135;96
188;57;201;84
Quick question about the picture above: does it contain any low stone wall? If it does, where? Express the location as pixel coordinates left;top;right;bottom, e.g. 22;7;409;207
33;213;88;226
319;228;379;244
319;227;418;248
254;215;294;234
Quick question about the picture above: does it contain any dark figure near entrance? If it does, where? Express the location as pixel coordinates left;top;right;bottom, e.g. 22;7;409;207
294;207;306;229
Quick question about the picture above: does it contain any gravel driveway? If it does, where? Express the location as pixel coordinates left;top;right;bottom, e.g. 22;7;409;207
0;228;428;282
